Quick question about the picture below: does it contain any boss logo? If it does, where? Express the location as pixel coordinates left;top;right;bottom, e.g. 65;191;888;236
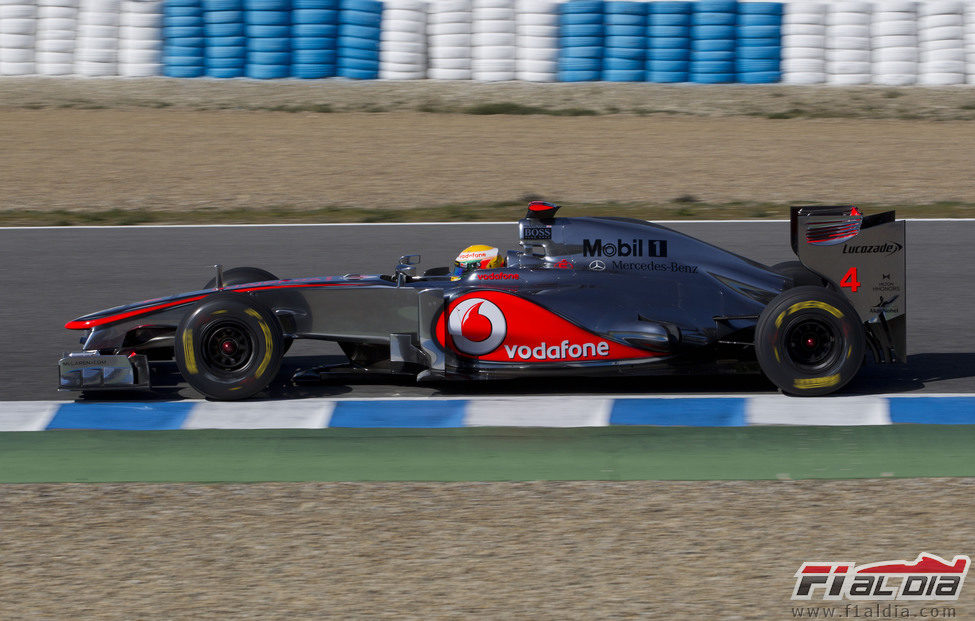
522;227;552;240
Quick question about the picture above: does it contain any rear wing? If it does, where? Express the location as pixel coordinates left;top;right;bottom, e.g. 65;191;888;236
790;206;906;364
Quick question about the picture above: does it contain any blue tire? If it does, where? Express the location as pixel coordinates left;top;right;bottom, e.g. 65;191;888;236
293;0;338;7
692;38;734;52
738;2;782;15
339;24;380;39
694;0;737;12
207;35;247;46
163;64;205;77
340;9;382;27
650;25;690;38
337;35;379;52
206;21;245;36
293;9;338;24
560;46;603;59
736;70;780;83
605;13;643;26
737;25;780;39
166;0;204;7
651;1;691;13
736;36;779;47
559;12;604;26
604;1;645;15
690;60;734;73
602;69;644;81
692;24;735;38
605;24;644;36
605;46;644;60
292;63;336;77
738;13;780;27
649;70;687;82
246;24;289;37
203;10;244;23
650;48;689;61
559;1;604;14
245;63;290;78
736;45;780;60
207;66;246;77
694;50;734;61
648;59;689;72
205;56;246;67
336;67;377;79
648;37;691;49
293;23;338;37
603;56;643;70
649;12;690;26
603;35;643;48
337;56;378;70
165;26;205;38
164;15;203;27
691;12;736;26
340;0;381;11
206;45;247;58
164;45;205;56
688;71;735;82
249;37;290;51
293;48;337;63
557;69;601;81
203;0;243;10
164;2;203;14
243;0;290;9
558;56;600;71
736;58;779;72
338;46;378;60
247;10;290;24
248;51;291;64
292;36;336;49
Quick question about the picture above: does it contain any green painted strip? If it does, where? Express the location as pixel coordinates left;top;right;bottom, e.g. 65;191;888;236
0;425;972;483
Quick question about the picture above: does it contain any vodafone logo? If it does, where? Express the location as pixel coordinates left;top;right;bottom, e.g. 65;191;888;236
447;298;506;355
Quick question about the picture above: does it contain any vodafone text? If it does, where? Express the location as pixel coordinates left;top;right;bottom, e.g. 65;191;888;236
502;340;610;361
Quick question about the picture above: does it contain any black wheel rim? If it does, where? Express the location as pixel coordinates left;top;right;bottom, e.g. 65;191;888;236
201;320;253;373
784;318;839;372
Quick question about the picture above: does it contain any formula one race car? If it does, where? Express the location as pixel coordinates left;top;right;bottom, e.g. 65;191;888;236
59;202;906;399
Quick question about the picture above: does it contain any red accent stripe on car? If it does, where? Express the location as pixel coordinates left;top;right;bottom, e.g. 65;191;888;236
64;296;209;330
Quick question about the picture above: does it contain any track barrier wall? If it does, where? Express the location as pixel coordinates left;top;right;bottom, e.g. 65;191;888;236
3;0;975;83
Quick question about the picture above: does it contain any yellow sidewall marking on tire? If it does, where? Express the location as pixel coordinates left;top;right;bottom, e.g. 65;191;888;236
244;308;274;379
776;301;844;328
182;329;198;375
793;374;840;390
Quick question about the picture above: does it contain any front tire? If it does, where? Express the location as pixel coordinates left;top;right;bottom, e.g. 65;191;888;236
754;286;864;396
175;292;284;400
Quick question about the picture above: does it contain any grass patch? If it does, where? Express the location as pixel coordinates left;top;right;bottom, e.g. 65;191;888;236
766;108;805;119
6;200;975;227
884;90;904;98
958;102;975;110
463;102;599;116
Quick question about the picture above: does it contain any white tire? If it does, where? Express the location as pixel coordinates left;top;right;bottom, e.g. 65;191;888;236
827;72;872;84
919;26;964;41
516;12;556;26
782;46;825;60
516;70;555;81
428;67;471;79
0;60;34;74
121;0;162;13
472;57;515;70
473;7;514;20
919;14;962;29
36;50;73;62
832;1;871;13
920;59;966;72
428;12;472;26
78;23;117;38
872;20;917;37
787;2;827;16
74;60;117;75
475;45;515;59
783;71;827;84
474;20;515;35
429;33;471;46
0;4;35;18
430;57;471;69
874;34;919;47
872;73;916;85
119;62;160;76
384;0;425;10
517;58;555;72
920;38;966;50
472;70;515;81
782;57;825;72
517;46;556;61
38;6;76;18
36;38;75;52
118;47;158;63
827;48;869;61
428;45;469;59
0;48;32;62
119;12;160;27
36;61;74;74
830;60;871;73
39;17;77;31
382;9;425;22
783;33;825;47
918;71;964;83
829;36;871;50
874;60;917;73
918;0;964;16
518;24;557;37
381;40;425;54
472;31;514;46
783;23;825;36
428;21;470;35
472;0;514;9
516;0;556;12
381;50;424;64
874;47;918;62
0;19;36;35
0;33;33;46
831;24;869;38
76;47;116;62
923;47;966;61
827;12;870;27
874;0;916;12
78;11;119;27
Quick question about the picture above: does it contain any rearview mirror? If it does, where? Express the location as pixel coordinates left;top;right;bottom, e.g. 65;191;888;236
398;254;421;266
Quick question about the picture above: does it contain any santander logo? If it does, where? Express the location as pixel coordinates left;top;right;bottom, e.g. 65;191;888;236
447;298;507;355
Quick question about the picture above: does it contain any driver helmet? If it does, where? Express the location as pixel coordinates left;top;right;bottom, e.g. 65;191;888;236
452;244;503;279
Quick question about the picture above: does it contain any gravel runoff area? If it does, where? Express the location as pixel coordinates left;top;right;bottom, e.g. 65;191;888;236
1;480;973;620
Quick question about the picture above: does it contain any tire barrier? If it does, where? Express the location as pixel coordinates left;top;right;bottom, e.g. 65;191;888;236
557;0;603;82
13;0;975;84
203;0;245;78
337;0;380;79
75;0;120;76
515;0;556;81
120;0;162;77
690;0;736;83
35;0;78;75
245;0;290;79
782;0;825;84
379;0;424;79
736;1;780;84
871;0;917;86
1;0;37;75
827;0;871;85
292;0;337;78
648;1;691;83
472;0;515;81
918;0;965;85
601;0;645;82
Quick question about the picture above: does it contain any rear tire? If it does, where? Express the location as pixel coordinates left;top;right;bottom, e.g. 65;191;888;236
175;292;284;400
754;285;864;396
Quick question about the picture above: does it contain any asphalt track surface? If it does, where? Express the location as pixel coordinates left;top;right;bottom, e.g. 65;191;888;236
2;220;972;402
